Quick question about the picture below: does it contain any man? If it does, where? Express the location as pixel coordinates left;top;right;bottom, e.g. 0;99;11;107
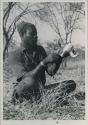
7;22;77;102
8;21;63;86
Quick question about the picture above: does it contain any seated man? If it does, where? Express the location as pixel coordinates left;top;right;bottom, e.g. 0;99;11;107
7;21;63;86
7;22;77;102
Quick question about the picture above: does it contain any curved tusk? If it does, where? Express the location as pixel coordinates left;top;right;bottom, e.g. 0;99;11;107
70;51;78;58
63;43;73;53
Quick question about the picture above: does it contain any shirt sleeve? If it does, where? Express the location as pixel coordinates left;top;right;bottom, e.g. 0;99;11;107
37;45;47;60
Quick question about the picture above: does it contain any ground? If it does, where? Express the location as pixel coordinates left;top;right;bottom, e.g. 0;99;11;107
3;58;85;120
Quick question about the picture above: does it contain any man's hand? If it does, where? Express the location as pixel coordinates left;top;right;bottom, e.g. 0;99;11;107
43;53;60;65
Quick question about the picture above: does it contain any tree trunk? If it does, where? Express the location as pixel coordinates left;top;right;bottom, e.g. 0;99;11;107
3;33;9;61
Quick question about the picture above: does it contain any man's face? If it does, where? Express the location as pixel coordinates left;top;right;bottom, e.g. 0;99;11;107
21;29;37;49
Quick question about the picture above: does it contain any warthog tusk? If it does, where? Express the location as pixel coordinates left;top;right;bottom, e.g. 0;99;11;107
61;43;79;58
70;51;78;58
63;43;73;53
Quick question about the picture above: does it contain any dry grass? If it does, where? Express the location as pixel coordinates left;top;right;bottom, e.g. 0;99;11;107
3;59;85;120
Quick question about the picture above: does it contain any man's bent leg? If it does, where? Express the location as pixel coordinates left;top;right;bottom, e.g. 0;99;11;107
45;80;76;94
60;80;76;94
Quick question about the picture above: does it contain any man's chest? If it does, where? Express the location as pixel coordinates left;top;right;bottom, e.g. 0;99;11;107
21;50;42;71
7;47;45;79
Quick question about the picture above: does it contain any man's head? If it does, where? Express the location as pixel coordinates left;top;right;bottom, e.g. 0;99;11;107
17;22;37;49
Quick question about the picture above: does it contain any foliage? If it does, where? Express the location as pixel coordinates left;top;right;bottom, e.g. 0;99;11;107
3;2;40;60
3;2;85;60
34;2;85;44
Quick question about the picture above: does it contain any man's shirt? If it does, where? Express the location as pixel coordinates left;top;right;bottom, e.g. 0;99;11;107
6;45;63;86
6;45;47;86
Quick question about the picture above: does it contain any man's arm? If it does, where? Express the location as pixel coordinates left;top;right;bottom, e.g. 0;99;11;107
43;53;63;76
38;46;63;76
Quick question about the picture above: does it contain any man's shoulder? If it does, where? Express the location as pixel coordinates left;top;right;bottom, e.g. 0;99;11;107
37;45;45;50
37;45;46;55
37;45;47;58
